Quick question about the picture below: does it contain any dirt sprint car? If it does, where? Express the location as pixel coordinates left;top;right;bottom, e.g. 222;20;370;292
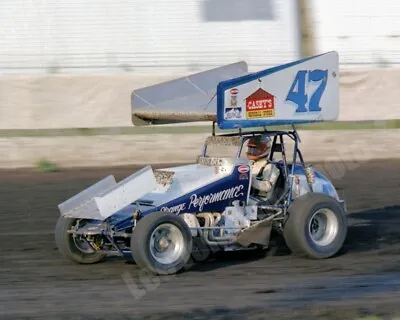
55;51;348;275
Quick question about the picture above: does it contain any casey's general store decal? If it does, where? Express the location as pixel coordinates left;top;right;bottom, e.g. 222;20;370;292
245;88;275;119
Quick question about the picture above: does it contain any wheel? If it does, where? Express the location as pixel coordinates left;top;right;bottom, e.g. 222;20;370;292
130;212;193;275
55;216;106;264
283;193;347;259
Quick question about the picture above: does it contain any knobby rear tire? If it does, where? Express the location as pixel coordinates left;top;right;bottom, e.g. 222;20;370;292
283;193;347;259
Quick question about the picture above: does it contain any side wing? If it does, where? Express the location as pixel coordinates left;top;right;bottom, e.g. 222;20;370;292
131;61;249;125
216;51;340;129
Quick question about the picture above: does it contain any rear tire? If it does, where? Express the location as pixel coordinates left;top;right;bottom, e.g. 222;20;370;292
131;212;193;275
283;193;347;259
55;216;106;264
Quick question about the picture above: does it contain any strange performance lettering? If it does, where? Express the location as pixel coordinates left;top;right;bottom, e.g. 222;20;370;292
285;69;328;113
160;185;245;214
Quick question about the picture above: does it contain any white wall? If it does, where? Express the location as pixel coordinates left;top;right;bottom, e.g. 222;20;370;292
310;0;400;67
0;0;300;74
2;0;400;72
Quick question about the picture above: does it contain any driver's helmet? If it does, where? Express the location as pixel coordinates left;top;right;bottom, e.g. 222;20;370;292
246;134;272;161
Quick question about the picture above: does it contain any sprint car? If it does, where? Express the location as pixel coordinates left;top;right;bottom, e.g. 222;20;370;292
55;51;348;275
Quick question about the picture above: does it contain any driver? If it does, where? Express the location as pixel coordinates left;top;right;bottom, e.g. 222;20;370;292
246;134;280;202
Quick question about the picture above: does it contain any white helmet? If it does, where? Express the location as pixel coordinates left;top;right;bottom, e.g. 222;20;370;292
246;134;272;161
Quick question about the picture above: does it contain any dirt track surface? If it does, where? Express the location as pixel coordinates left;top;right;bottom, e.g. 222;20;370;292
0;159;400;319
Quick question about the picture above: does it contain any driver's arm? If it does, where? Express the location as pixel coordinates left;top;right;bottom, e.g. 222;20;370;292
251;164;280;192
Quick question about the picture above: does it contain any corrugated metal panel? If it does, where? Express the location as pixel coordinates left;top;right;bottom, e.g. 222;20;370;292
310;0;400;66
0;0;300;74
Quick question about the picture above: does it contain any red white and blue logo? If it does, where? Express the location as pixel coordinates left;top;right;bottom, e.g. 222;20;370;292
238;165;249;173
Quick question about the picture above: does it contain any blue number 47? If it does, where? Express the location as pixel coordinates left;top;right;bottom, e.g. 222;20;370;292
286;69;328;113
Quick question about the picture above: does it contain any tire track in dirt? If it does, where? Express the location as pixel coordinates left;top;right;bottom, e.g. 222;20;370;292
0;159;399;319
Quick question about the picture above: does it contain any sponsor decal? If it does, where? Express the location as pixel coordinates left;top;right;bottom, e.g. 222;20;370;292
188;184;245;212
230;88;239;107
238;165;249;173
161;185;246;214
245;86;275;119
225;87;243;120
224;107;242;120
160;203;186;214
239;173;249;180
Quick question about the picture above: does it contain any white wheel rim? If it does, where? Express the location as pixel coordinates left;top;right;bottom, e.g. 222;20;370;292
71;220;96;254
308;208;339;247
149;223;185;265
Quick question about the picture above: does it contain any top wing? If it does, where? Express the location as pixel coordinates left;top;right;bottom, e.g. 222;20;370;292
216;51;340;129
131;61;249;126
130;51;340;129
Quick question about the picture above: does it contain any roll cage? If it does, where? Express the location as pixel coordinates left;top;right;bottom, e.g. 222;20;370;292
201;122;316;211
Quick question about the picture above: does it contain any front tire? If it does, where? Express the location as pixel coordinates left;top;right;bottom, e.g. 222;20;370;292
55;216;106;264
131;212;193;275
283;193;347;259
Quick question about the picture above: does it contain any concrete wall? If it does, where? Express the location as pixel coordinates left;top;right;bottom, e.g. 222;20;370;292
0;0;299;74
309;0;400;66
0;68;399;130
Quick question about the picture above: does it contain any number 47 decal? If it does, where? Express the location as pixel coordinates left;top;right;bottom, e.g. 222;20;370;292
285;69;328;113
